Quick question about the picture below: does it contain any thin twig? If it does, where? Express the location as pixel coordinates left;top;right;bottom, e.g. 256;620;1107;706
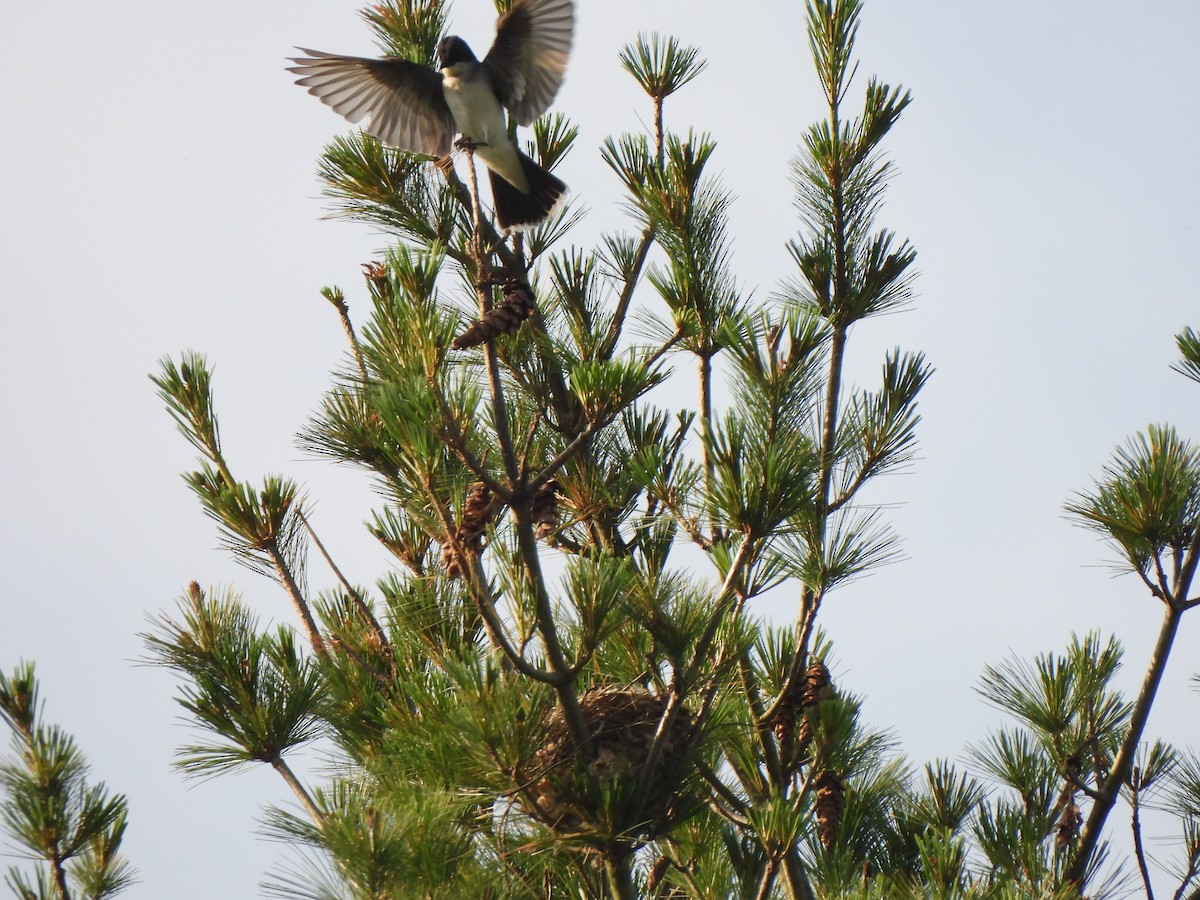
296;510;388;656
427;377;511;499
1137;566;1171;605
600;228;654;360
598;91;664;361
1171;847;1200;900
696;759;750;819
516;410;543;482
459;145;589;742
1155;551;1173;605
529;423;597;490
435;156;520;272
266;543;327;657
270;756;324;825
642;326;686;369
753;860;779;900
464;555;562;685
461;147;523;487
631;537;756;816
1178;520;1200;604
740;655;784;785
699;353;719;543
761;586;828;727
1132;778;1155;900
422;474;554;683
511;496;592;739
49;848;72;900
324;288;368;382
1066;604;1186;884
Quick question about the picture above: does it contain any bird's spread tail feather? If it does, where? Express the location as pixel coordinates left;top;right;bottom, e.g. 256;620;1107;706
488;152;567;231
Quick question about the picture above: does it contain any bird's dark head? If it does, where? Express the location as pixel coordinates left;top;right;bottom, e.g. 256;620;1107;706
438;35;478;69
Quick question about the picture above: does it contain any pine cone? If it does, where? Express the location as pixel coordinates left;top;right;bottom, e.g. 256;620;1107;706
814;770;844;849
645;856;671;894
771;674;806;747
442;482;494;579
1055;794;1081;850
440;541;465;579
531;480;560;539
796;659;833;754
772;659;832;763
801;660;831;705
458;482;493;545
452;279;537;349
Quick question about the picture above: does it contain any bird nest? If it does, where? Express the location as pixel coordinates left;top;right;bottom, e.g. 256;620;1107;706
520;685;695;834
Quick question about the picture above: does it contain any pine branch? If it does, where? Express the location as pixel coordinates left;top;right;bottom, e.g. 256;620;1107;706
782;849;817;900
1132;776;1156;900
426;377;511;500
271;757;324;826
529;421;597;490
457;146;591;750
320;285;368;383
604;853;637;900
434;156;520;272
699;353;720;544
266;541;326;657
49;850;71;900
753;861;780;900
599;228;654;360
460;147;523;488
632;535;757;819
1066;604;1185;885
296;510;388;660
420;473;548;681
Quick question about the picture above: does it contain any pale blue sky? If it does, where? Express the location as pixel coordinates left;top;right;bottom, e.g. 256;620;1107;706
2;1;1199;896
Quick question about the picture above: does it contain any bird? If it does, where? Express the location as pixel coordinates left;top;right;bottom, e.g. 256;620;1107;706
289;0;573;232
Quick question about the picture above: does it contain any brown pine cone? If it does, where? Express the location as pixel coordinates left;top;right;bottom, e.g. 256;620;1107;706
453;279;537;349
771;675;806;747
1055;794;1081;850
796;659;833;753
458;482;493;546
442;482;494;579
781;659;828;753
531;480;560;539
814;770;844;849
645;856;671;894
801;660;831;705
440;541;465;579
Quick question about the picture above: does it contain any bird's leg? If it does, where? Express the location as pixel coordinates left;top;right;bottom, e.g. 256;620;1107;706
454;136;489;151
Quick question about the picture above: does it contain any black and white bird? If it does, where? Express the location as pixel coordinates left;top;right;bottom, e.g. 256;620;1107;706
289;0;573;231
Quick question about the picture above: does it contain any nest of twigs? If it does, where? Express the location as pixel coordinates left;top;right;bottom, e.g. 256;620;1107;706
521;686;695;834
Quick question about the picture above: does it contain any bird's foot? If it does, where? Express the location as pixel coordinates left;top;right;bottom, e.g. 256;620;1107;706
454;136;489;152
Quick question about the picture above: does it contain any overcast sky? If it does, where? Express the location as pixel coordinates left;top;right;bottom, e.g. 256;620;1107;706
3;1;1199;896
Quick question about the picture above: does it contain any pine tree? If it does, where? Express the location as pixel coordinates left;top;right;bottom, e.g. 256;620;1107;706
0;664;136;899
133;1;1200;898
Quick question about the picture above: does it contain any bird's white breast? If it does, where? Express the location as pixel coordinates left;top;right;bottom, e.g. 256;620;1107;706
441;65;508;146
441;64;527;190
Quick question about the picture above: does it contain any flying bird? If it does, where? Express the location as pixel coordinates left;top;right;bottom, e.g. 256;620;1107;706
289;0;573;231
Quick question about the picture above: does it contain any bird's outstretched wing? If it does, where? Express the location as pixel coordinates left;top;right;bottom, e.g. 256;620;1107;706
482;0;574;126
288;50;456;156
